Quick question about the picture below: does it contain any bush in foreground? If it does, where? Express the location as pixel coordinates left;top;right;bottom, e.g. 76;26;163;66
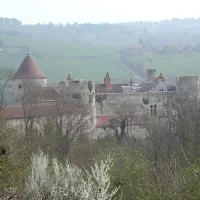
26;151;119;200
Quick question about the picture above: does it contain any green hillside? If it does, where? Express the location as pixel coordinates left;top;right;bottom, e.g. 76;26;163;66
130;53;200;79
1;34;200;84
0;34;131;84
150;54;200;76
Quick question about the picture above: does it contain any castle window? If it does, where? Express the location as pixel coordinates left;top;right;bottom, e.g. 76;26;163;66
150;104;157;117
184;93;188;98
108;101;116;107
139;124;145;129
18;84;22;89
164;104;167;116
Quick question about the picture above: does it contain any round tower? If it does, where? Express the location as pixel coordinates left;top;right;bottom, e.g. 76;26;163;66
12;52;47;94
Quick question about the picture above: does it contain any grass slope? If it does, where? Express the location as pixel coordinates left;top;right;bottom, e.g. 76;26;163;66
151;54;200;76
0;34;131;83
1;34;200;84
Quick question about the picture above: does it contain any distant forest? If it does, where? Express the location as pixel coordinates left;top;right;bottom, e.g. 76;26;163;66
1;17;200;45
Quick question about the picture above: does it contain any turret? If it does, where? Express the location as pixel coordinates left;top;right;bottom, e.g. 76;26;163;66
13;52;47;86
66;74;73;87
104;72;111;88
67;74;73;81
12;52;47;100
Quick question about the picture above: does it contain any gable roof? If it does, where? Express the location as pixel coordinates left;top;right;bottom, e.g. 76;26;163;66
13;54;47;79
96;115;149;128
96;116;113;128
136;82;176;93
136;82;159;93
2;104;85;119
40;86;60;101
95;84;123;94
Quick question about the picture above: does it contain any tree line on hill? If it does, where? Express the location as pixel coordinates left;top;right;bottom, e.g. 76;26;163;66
2;17;200;45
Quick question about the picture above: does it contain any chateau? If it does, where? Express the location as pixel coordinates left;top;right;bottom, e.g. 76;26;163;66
2;53;196;139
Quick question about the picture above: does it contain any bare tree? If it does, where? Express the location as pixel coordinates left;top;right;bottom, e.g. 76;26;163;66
143;84;200;166
109;100;144;145
16;80;43;135
145;117;176;166
166;88;200;160
0;67;14;113
0;68;14;153
42;96;89;160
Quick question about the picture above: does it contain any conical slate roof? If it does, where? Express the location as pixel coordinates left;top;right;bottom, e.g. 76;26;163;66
13;53;47;79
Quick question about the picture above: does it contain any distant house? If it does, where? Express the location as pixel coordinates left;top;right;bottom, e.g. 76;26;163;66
130;44;144;55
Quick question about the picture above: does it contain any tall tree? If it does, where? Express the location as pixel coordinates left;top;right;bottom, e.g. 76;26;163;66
43;95;88;160
109;100;145;145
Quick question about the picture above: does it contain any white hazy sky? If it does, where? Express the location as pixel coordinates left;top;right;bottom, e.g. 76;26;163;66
0;0;200;24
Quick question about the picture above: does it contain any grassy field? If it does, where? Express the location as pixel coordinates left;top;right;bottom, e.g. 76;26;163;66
0;34;132;84
150;54;200;77
0;52;133;84
1;34;200;84
0;34;122;57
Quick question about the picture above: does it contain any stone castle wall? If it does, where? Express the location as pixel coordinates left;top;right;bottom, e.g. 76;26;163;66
66;79;97;138
95;92;174;117
13;78;47;104
176;76;200;98
13;78;47;90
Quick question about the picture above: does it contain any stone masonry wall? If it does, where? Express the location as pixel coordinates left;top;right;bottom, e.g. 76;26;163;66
95;92;174;118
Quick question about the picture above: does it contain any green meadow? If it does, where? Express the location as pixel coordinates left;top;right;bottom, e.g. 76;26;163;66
1;34;200;84
150;54;200;77
0;34;131;83
0;51;132;84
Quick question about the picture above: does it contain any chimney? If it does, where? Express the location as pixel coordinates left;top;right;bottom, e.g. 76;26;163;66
104;72;111;88
130;78;134;87
67;74;73;81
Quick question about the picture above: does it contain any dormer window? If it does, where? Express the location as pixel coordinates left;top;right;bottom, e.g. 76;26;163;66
18;84;22;89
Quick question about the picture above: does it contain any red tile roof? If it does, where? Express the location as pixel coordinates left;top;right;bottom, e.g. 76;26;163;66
40;86;60;101
96;116;113;128
132;44;143;48
2;104;85;119
2;105;55;119
96;115;149;128
13;54;47;79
